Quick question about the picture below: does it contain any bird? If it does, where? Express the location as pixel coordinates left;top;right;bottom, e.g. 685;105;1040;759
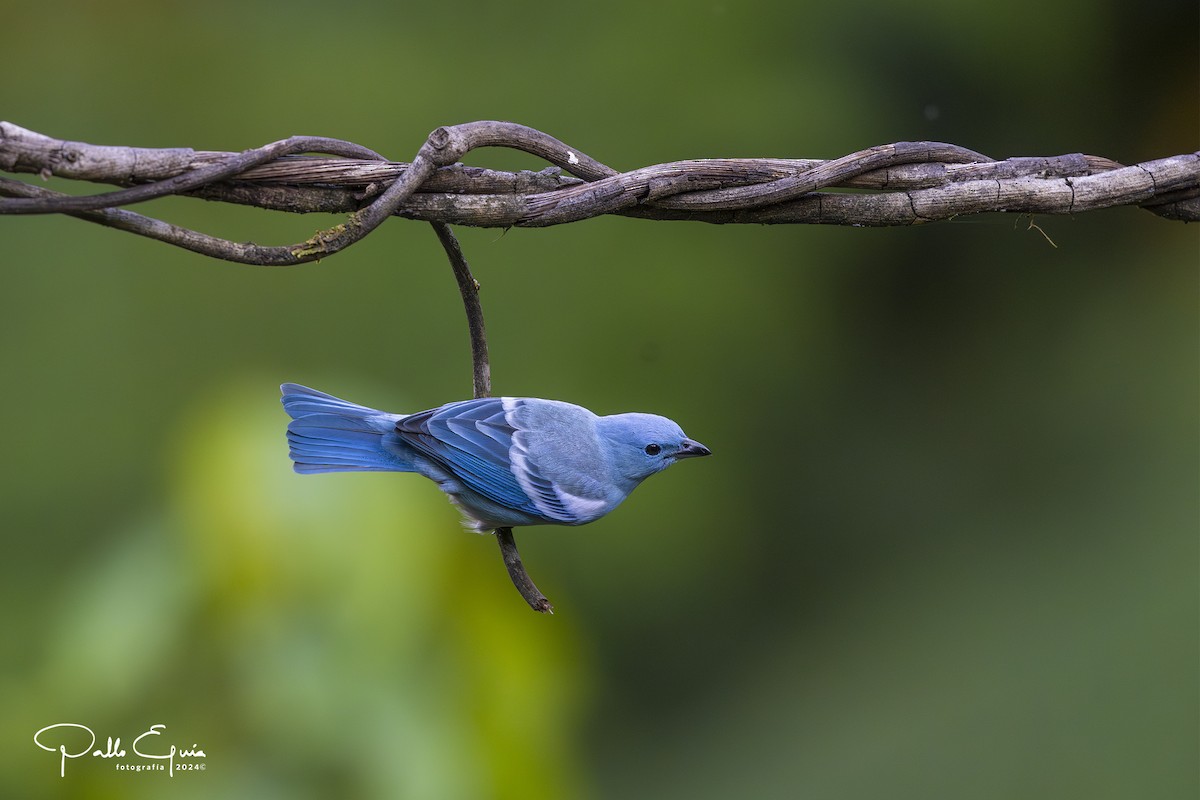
281;383;711;532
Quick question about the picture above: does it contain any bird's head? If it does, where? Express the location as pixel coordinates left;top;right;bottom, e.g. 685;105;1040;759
597;412;711;487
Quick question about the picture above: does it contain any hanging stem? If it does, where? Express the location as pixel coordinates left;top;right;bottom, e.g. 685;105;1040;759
430;221;554;614
432;221;491;398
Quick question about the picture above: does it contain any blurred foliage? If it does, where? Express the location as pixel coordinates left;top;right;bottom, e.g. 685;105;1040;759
1;0;1196;798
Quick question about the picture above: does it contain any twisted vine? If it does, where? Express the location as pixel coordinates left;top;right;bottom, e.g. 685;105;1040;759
1;121;1195;267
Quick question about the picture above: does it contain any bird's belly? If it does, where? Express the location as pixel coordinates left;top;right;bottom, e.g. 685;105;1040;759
430;474;554;532
452;490;556;532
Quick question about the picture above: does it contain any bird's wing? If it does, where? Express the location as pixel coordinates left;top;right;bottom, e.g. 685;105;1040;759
394;398;580;523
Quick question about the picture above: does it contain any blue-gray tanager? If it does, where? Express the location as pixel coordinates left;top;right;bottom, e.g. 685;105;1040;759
281;383;711;531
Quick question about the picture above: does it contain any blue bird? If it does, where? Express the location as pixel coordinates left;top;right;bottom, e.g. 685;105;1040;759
281;384;711;531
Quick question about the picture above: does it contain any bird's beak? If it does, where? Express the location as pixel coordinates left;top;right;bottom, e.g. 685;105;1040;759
676;438;712;459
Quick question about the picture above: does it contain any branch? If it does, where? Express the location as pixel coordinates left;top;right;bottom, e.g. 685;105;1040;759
2;122;1194;266
431;221;553;614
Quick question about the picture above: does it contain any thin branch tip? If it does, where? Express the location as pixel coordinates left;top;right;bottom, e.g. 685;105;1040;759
496;527;554;614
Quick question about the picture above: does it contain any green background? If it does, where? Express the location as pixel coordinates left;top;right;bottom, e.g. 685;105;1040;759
2;1;1196;798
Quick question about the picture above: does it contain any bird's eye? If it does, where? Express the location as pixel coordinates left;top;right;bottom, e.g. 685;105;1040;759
644;444;661;455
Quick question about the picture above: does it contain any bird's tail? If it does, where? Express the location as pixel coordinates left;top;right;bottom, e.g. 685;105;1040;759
281;383;414;474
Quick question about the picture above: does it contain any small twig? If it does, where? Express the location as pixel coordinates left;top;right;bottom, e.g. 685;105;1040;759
431;221;553;614
1021;215;1059;248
